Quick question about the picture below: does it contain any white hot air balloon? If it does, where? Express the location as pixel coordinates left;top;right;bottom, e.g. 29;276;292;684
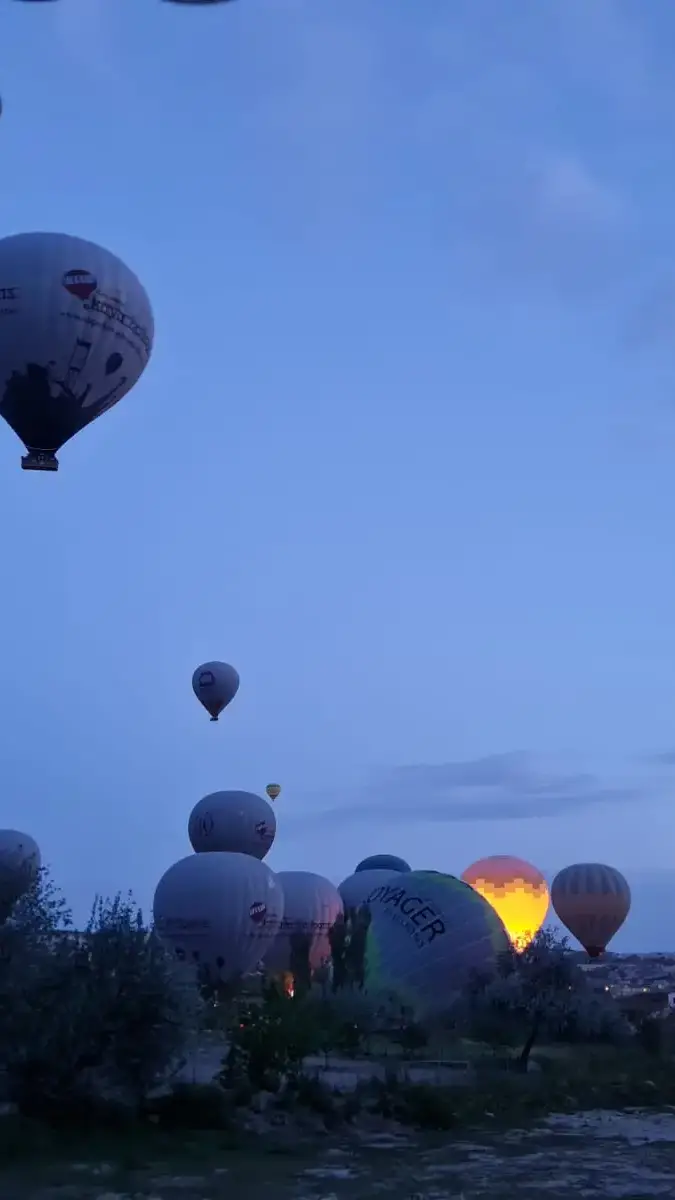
0;232;153;470
338;868;400;912
0;830;40;921
188;790;276;860
192;662;240;721
265;871;343;975
153;851;284;981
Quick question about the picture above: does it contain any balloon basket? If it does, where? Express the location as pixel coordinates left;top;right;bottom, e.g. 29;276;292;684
21;451;58;472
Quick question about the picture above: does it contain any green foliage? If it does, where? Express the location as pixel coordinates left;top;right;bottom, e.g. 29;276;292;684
223;984;324;1090
459;928;627;1068
0;872;199;1121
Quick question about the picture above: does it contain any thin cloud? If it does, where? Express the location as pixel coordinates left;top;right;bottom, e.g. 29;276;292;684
288;752;640;829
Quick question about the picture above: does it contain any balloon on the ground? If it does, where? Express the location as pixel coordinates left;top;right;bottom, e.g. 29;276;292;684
0;830;40;920
461;854;549;952
550;862;631;957
364;870;509;1016
0;232;153;471
188;790;276;860
192;661;239;721
153;851;284;981
338;868;400;912
264;871;343;974
355;854;410;874
266;783;281;802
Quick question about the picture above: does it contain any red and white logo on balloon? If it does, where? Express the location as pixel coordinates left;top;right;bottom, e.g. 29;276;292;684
62;269;98;301
249;901;267;925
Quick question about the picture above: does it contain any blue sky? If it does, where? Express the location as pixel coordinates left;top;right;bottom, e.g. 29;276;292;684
1;0;675;950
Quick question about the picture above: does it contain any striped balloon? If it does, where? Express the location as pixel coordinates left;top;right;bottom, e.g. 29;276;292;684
551;862;630;957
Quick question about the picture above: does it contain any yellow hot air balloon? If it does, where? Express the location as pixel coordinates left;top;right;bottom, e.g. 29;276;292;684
461;854;549;952
266;783;281;802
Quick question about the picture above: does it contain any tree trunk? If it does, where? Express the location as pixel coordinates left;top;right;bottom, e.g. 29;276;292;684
517;1012;541;1071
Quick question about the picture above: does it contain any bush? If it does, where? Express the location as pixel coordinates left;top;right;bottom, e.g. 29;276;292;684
0;875;199;1121
147;1083;232;1130
369;1079;456;1130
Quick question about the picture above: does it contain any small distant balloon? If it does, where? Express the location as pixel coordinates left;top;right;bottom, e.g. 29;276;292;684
356;855;410;875
188;790;276;860
266;783;281;802
192;661;239;721
551;863;631;958
461;855;549;953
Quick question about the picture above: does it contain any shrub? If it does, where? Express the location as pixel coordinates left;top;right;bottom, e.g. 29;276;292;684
0;876;199;1121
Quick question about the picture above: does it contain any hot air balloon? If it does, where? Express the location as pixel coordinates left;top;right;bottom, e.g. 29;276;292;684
0;830;40;922
356;855;410;874
192;661;239;721
266;783;281;802
0;233;153;470
338;868;400;912
461;855;549;952
153;852;284;982
264;872;343;975
364;871;509;1017
551;863;631;958
188;790;276;860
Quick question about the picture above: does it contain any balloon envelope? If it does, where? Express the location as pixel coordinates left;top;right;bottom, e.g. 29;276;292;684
338;869;400;911
461;855;549;952
188;790;276;860
264;871;343;974
551;862;631;957
0;830;40;919
192;661;239;721
153;851;284;981
364;871;509;1016
0;232;153;470
356;855;410;875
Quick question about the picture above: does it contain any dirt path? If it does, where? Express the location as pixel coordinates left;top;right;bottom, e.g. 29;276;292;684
6;1109;675;1198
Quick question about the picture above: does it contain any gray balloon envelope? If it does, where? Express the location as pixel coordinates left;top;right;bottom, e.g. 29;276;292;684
153;851;284;981
192;661;240;721
338;869;399;911
0;830;40;920
364;870;510;1017
355;855;411;874
188;790;276;860
265;871;343;974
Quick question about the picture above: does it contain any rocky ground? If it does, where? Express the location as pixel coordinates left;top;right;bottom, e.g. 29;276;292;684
4;1109;675;1198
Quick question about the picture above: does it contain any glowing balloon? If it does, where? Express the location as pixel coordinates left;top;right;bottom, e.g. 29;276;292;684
356;855;410;874
0;233;153;470
153;851;284;981
338;869;399;912
551;862;631;957
188;790;276;860
364;871;509;1017
266;783;281;802
0;830;40;921
461;855;549;952
264;871;343;975
192;661;239;721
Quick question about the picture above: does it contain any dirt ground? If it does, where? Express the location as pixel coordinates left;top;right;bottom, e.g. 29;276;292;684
4;1109;675;1198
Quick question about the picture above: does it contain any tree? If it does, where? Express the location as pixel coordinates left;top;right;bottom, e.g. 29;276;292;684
0;876;200;1118
460;929;621;1070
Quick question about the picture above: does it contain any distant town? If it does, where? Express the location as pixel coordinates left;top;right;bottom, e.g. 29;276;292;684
578;952;675;1018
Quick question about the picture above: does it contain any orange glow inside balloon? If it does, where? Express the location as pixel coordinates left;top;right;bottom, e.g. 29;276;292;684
461;855;549;952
